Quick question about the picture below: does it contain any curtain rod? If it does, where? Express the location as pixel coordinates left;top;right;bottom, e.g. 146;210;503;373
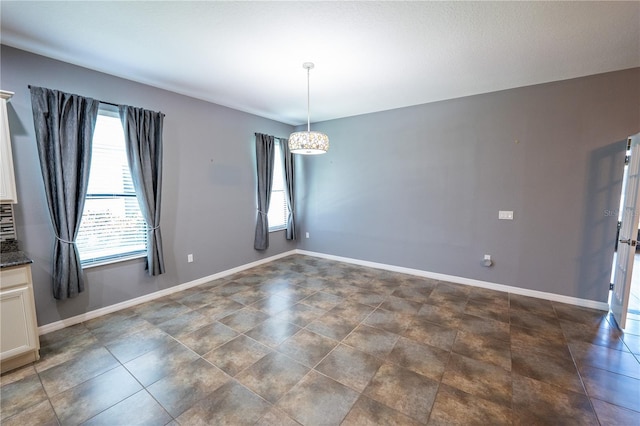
26;86;166;117
254;132;288;141
28;85;120;107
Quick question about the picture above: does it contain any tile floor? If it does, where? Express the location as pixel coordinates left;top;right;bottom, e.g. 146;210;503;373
626;253;640;324
1;254;639;425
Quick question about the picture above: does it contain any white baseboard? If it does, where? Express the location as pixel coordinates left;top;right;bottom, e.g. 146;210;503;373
38;250;297;336
296;249;610;311
39;248;610;336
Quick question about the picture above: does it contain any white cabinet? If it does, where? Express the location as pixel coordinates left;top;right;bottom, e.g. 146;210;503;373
0;264;39;373
1;90;18;203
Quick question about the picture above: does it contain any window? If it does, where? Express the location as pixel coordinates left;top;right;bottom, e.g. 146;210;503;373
76;106;147;266
268;140;289;231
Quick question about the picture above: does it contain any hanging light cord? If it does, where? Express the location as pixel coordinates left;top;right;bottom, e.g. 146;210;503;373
306;66;311;133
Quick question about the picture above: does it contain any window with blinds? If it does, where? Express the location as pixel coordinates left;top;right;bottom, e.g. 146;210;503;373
76;107;147;266
268;140;289;231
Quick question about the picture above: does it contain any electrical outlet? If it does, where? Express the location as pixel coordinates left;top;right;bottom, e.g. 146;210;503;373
305;232;310;239
498;210;514;220
187;254;193;263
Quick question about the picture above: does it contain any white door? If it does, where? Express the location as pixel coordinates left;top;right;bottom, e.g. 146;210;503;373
612;133;640;329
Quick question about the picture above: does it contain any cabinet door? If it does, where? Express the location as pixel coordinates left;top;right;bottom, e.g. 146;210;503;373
0;285;37;360
0;94;18;203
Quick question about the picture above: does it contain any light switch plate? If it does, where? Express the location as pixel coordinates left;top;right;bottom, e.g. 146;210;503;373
498;210;514;220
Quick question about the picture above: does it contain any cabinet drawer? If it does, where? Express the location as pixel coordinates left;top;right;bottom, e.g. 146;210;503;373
0;285;37;359
0;266;29;289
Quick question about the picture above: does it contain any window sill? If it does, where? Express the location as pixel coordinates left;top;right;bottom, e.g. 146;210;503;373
81;252;146;269
269;226;286;233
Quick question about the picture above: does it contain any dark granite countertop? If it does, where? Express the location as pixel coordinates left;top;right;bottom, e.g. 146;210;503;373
1;240;19;253
0;240;33;268
0;250;33;268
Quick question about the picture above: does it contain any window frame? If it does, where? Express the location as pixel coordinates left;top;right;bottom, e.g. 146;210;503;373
268;139;289;233
76;105;148;268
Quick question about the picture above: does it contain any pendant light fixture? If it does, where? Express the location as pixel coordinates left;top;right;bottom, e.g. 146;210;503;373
288;62;329;155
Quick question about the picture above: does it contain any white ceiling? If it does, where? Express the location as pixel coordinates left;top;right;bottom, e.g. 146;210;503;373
1;1;639;126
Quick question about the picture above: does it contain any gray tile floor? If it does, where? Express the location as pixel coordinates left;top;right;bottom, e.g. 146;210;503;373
1;254;639;425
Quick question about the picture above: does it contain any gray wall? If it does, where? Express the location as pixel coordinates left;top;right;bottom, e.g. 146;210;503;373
1;46;296;326
2;45;638;327
297;69;640;302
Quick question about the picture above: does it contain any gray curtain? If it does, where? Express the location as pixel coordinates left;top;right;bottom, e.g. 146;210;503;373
254;133;275;250
119;105;165;275
30;86;99;300
280;138;296;240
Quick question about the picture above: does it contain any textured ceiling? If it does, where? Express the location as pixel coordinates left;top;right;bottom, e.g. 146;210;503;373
1;1;639;125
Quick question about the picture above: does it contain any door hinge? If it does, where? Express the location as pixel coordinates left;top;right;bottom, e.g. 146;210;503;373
610;283;614;290
625;155;631;165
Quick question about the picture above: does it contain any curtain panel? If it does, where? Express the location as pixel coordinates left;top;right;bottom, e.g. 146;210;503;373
119;105;165;275
254;133;275;250
280;138;296;240
30;86;99;299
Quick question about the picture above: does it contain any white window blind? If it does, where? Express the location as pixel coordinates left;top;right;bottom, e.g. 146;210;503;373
76;108;147;266
268;140;289;231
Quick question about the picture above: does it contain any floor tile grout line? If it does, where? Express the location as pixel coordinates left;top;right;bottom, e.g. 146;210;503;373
108;327;214;424
563;339;600;423
39;355;133;424
234;291;397;419
26;369;62;426
422;331;457;426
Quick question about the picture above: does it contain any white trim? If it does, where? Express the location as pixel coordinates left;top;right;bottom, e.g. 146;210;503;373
38;250;296;336
81;252;146;269
39;247;610;335
296;249;610;311
0;90;15;100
